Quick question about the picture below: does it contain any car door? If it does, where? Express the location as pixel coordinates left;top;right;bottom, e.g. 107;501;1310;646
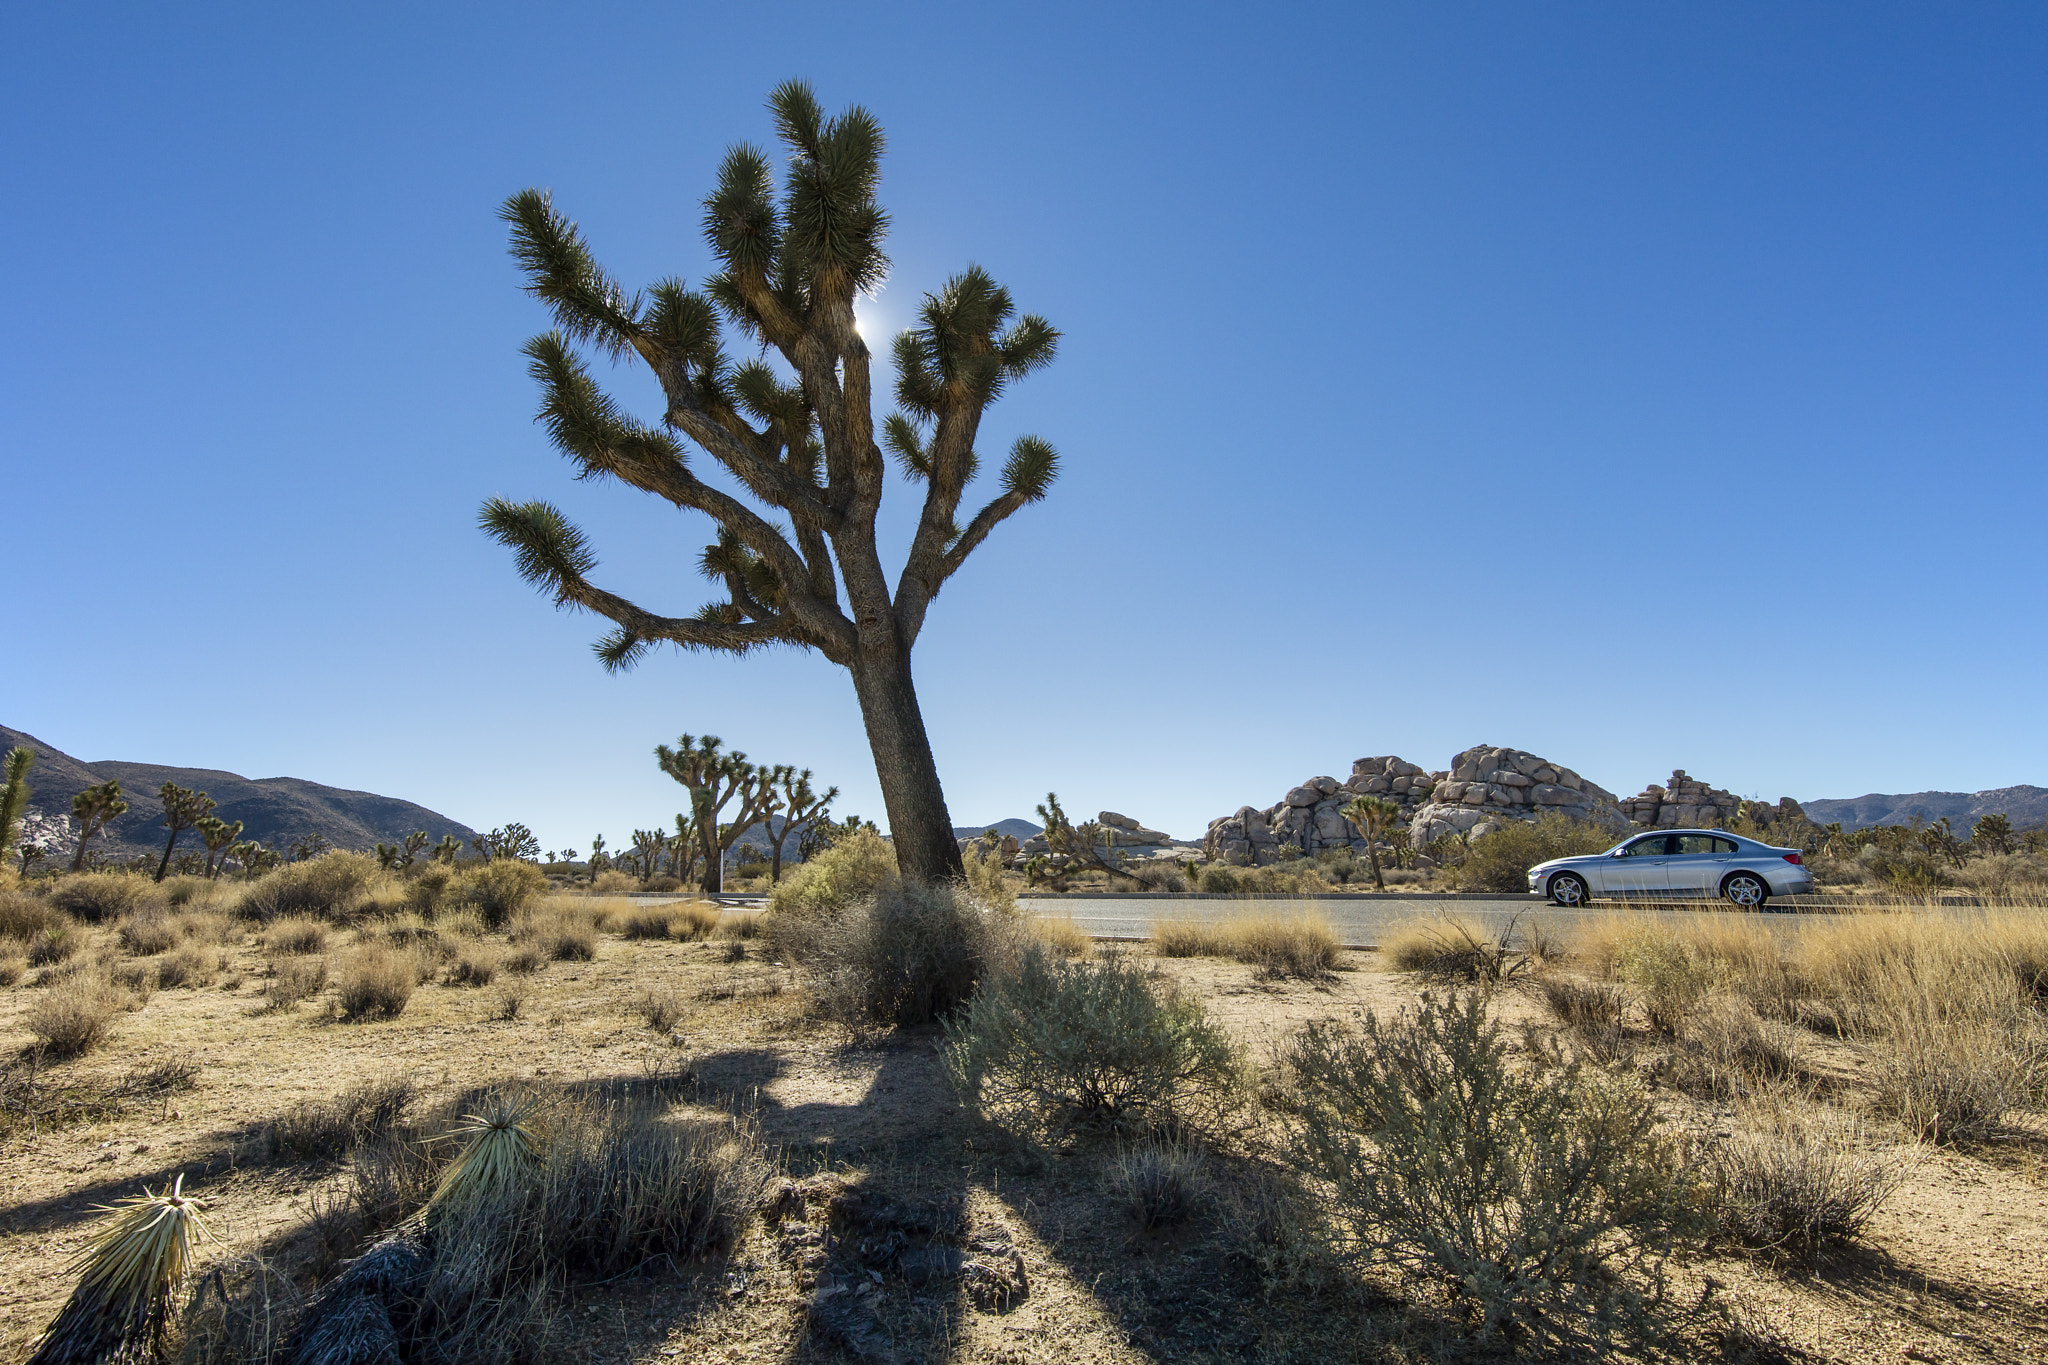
1602;833;1672;898
1666;833;1734;897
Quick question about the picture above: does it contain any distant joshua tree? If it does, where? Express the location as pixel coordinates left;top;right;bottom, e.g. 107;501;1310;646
1971;813;2014;857
70;779;128;872
154;783;217;882
656;734;778;894
0;746;33;871
199;815;245;879
401;831;432;867
479;82;1062;884
431;834;462;865
770;767;838;884
1340;795;1402;893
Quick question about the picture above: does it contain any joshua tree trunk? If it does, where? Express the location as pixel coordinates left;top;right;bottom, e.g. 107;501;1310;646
850;648;961;883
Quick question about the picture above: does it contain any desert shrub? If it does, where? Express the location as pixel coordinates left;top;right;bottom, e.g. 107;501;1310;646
236;852;379;923
621;909;674;940
457;861;550;928
180;910;240;945
264;915;328;956
1538;975;1630;1059
510;906;597;962
590;869;638;894
402;864;458;919
674;901;721;940
1198;865;1241;894
1111;1142;1209;1231
632;988;684;1033
1671;998;1800;1098
1032;914;1093;958
112;957;159;993
1443;813;1620;894
266;955;329;1009
336;945;415;1020
48;872;161;923
0;951;24;986
961;843;1018;911
1383;915;1531;986
1118;861;1186;894
765;826;897;924
264;1077;416;1161
155;943;218;989
1868;1014;2032;1143
448;944;500;987
27;975;123;1056
120;913;180;957
1284;991;1703;1349
492;980;530;1019
0;891;69;941
1707;1108;1907;1265
792;881;1012;1027
1153;919;1225;957
1613;933;1719;1035
28;924;79;967
503;944;547;975
945;948;1245;1136
1151;909;1337;978
436;905;487;938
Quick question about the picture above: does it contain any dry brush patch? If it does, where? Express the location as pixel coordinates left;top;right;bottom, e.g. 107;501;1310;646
1149;906;1339;979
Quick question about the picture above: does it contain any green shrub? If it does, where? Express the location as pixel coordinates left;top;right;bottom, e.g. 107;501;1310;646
961;842;1017;913
49;872;162;923
1198;865;1240;894
765;826;896;925
457;861;549;928
1444;813;1620;894
236;852;379;923
788;881;1011;1027
945;948;1244;1136
1284;991;1702;1349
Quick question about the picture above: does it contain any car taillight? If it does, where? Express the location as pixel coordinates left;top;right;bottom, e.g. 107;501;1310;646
1782;853;1803;866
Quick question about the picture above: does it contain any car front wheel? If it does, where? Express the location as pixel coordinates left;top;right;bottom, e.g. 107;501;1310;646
1722;872;1770;909
1549;873;1590;907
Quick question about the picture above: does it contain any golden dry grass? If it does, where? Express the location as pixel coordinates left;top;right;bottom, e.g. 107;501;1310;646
1149;906;1338;977
1030;913;1094;958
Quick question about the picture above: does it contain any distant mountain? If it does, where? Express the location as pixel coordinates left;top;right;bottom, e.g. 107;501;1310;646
952;819;1043;841
1802;786;2048;831
1;724;478;860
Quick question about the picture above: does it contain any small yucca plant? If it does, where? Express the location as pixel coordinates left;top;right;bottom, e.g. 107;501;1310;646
28;1173;209;1365
429;1093;540;1215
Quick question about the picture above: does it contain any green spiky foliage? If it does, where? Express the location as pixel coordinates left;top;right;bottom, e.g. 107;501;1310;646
26;1173;209;1365
1341;795;1404;892
198;816;244;879
400;831;432;868
1971;812;2013;856
1036;792;1138;885
770;767;838;883
70;780;128;873
152;784;216;884
630;827;669;884
431;834;463;865
0;746;34;872
430;1093;541;1216
481;82;1061;886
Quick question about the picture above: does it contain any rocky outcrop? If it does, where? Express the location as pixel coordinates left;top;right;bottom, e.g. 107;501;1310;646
1620;771;1809;832
1205;756;1439;866
1405;745;1627;850
1017;811;1180;859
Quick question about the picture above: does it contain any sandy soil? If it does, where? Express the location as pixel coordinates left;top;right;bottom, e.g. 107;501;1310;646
1;915;2044;1364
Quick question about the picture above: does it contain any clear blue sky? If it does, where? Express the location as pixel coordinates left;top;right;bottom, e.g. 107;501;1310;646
6;3;2044;847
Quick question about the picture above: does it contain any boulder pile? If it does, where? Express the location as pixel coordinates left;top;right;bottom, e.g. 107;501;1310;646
1017;811;1179;860
1619;771;1810;833
1404;744;1627;850
1205;756;1439;865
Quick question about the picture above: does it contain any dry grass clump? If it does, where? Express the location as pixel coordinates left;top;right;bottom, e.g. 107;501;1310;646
1032;913;1094;958
1111;1142;1209;1232
118;912;178;956
1706;1101;1908;1264
1381;915;1531;986
180;910;240;945
0;951;24;987
1863;963;2037;1143
590;869;639;894
945;948;1245;1136
28;925;79;967
0;890;70;941
447;943;501;987
616;901;718;941
1150;907;1338;979
27;974;124;1056
1285;991;1702;1350
265;956;329;1010
491;981;530;1020
620;908;676;940
263;1077;416;1161
334;944;415;1021
48;873;162;923
234;851;380;922
263;915;328;955
154;943;218;989
715;910;761;940
457;860;551;927
631;987;685;1033
509;905;597;962
783;881;1016;1027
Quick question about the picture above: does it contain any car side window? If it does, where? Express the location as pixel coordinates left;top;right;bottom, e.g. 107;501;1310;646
1675;834;1719;855
1713;837;1738;854
1623;836;1669;857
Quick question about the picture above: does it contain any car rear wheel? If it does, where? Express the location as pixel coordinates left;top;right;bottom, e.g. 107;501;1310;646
1721;871;1769;909
1549;873;1590;907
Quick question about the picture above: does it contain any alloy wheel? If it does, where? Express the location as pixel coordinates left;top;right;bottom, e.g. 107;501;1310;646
1725;874;1766;908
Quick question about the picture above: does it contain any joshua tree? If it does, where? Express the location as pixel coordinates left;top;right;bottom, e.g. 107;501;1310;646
0;746;33;871
630;827;669;885
288;833;332;863
1036;792;1138;884
198;816;244;879
71;780;128;872
1340;795;1402;892
401;831;432;868
431;834;462;865
480;82;1061;885
798;811;872;863
770;767;838;883
656;734;780;894
154;784;217;882
1972;813;2014;857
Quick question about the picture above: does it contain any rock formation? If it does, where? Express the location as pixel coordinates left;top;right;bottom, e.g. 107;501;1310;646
1620;771;1809;832
1205;756;1440;866
1404;744;1627;850
1016;811;1179;860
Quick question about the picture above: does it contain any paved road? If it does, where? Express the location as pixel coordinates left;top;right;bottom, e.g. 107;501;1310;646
1017;894;1878;949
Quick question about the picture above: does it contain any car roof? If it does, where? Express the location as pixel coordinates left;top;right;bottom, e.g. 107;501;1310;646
1628;829;1786;849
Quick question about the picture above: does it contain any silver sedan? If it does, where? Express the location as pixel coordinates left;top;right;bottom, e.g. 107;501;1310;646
1527;829;1814;908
